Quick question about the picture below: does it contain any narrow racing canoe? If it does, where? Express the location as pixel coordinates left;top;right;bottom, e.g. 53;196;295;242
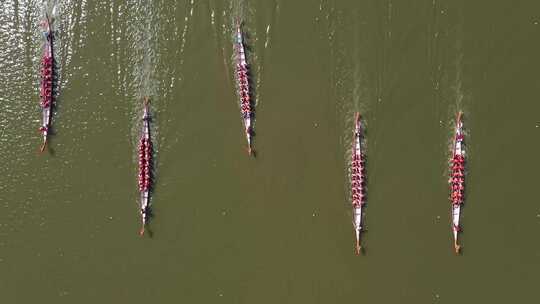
449;112;465;253
38;15;54;152
138;97;153;236
234;21;254;155
351;112;366;255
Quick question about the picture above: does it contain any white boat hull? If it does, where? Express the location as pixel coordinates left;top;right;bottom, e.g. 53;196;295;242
450;112;465;253
39;20;54;151
138;100;153;235
235;25;253;154
350;113;365;255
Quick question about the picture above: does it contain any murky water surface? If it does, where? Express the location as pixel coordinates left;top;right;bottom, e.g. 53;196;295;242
1;1;539;303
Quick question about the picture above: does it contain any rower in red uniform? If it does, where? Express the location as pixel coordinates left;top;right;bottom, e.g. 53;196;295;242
452;171;463;178
452;164;463;171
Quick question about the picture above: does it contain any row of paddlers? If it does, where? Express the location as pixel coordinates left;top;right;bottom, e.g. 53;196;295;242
351;112;466;255
38;16;54;153
135;22;253;235
136;109;466;247
37;18;255;235
37;20;254;152
36;17;466;251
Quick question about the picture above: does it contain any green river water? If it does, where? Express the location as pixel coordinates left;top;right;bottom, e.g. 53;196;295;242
1;0;539;303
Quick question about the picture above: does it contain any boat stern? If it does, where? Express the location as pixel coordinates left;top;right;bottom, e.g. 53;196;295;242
353;206;362;255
